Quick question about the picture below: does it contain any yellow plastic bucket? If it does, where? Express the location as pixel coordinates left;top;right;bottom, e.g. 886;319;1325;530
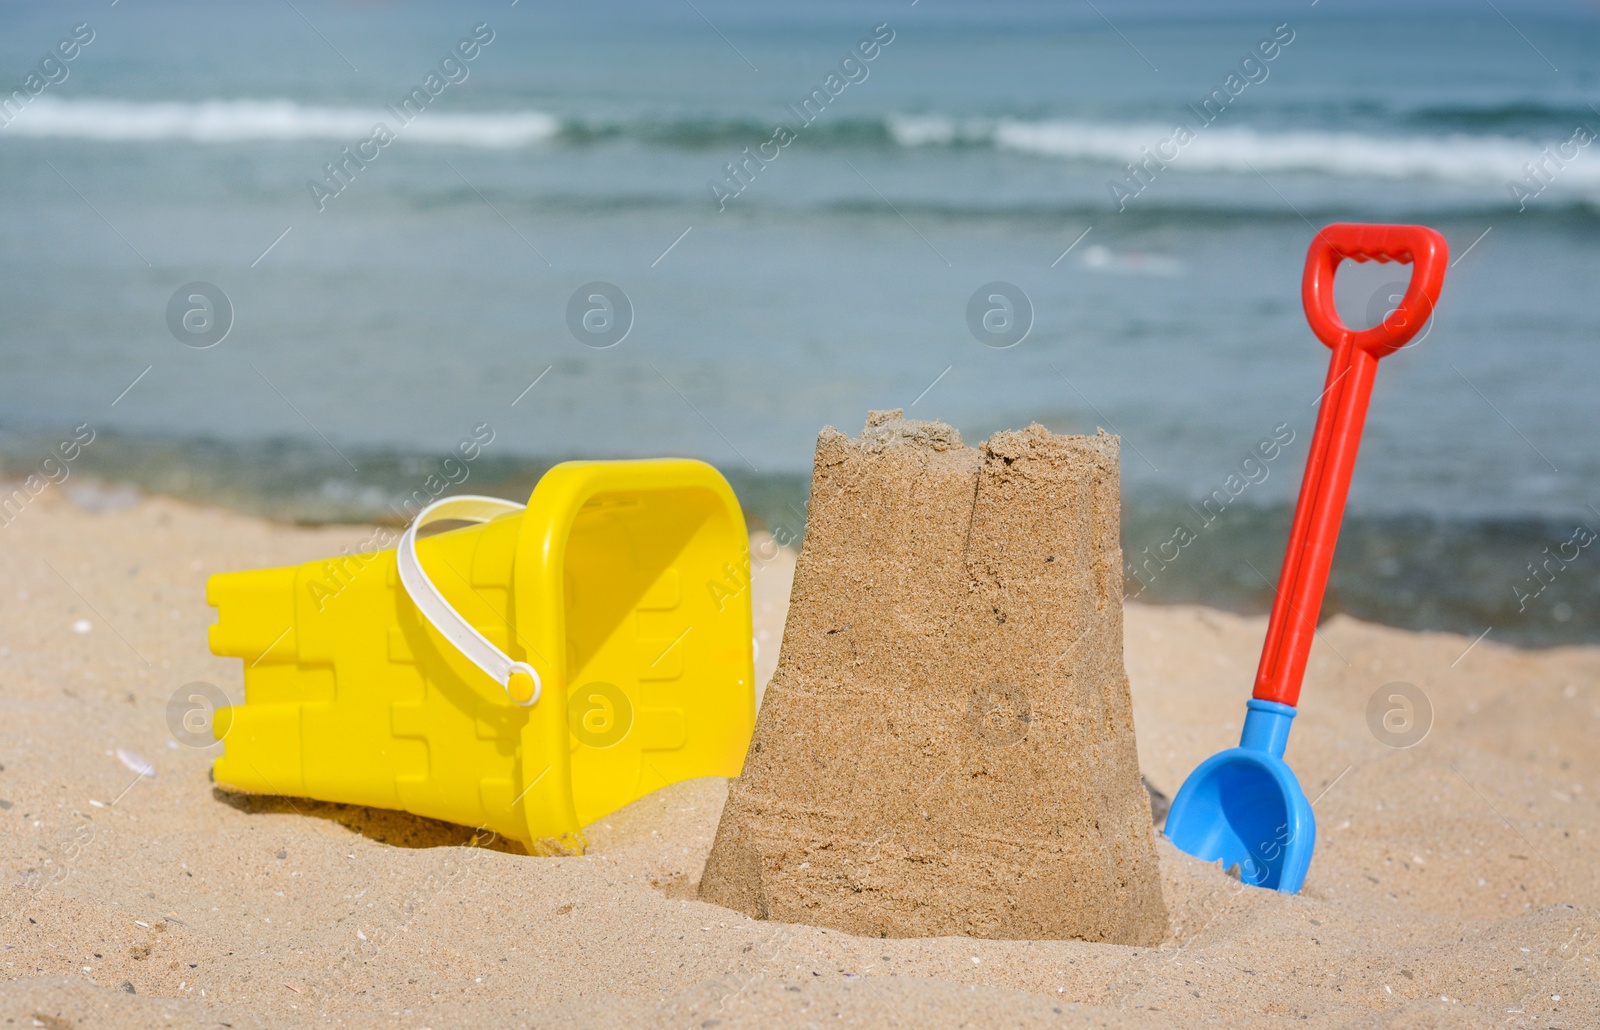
206;459;756;853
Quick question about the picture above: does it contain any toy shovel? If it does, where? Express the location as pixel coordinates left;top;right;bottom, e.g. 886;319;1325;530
1164;223;1449;892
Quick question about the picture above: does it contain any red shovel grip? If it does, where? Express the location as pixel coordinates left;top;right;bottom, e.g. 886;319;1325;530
1301;223;1448;358
1254;223;1449;708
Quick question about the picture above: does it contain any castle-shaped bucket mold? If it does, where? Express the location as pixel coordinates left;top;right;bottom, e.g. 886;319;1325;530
207;459;755;852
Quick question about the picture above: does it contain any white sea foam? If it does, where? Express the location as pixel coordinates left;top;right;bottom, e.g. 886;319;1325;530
2;97;561;147
888;114;1600;187
884;113;990;147
9;98;1598;191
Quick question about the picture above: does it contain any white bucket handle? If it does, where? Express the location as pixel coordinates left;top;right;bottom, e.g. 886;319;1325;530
396;494;541;707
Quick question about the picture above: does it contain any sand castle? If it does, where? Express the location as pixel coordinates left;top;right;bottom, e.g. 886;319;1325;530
701;411;1167;943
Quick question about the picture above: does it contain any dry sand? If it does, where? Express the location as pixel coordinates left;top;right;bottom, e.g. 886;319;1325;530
1;485;1597;1027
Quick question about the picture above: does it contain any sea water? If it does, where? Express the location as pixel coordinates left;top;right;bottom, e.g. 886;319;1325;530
1;0;1597;643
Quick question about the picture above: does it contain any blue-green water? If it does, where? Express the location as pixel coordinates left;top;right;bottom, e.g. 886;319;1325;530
2;1;1598;643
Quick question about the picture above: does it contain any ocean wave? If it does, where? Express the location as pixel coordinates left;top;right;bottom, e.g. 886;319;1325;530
814;194;1600;226
1405;100;1600;132
10;97;1600;193
2;97;894;150
889;114;1600;187
3;97;561;147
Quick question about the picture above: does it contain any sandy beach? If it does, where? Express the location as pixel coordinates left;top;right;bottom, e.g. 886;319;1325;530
2;485;1596;1028
5;3;1598;1027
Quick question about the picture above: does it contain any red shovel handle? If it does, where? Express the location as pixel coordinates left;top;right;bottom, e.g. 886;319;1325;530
1254;224;1449;708
1301;223;1448;358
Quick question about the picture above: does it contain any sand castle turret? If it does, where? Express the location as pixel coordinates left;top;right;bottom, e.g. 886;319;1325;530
700;411;1167;943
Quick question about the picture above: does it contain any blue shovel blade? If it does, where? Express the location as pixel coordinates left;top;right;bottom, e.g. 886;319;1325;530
1164;701;1316;893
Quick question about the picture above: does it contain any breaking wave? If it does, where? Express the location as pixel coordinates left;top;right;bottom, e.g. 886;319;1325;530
889;114;1600;186
10;97;1598;195
3;97;561;147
